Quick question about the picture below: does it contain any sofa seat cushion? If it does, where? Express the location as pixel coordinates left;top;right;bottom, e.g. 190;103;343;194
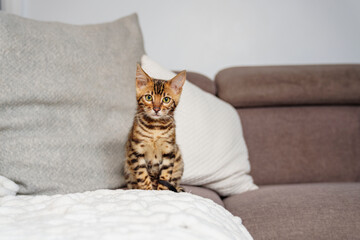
183;185;224;207
223;183;360;240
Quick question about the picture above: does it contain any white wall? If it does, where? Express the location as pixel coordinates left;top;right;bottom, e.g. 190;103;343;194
4;0;360;78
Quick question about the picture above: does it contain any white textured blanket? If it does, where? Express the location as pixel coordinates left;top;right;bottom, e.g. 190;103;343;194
0;189;252;240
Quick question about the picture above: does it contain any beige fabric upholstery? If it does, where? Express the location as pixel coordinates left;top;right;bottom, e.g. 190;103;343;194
224;183;360;240
183;185;224;207
215;64;360;107
237;106;360;185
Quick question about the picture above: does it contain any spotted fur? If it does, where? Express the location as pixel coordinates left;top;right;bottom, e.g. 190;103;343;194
124;64;186;192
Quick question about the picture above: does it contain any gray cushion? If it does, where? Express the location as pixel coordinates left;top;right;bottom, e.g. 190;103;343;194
0;12;145;194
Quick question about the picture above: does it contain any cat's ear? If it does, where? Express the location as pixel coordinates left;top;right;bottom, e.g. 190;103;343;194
136;64;151;89
169;70;186;94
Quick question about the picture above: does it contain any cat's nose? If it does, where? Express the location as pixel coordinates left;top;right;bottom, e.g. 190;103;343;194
153;107;160;113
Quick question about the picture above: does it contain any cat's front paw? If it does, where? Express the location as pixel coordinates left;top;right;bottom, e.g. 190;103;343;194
141;185;154;190
157;184;168;191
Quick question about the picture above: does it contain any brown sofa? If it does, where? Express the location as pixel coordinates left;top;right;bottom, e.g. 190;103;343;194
182;64;360;240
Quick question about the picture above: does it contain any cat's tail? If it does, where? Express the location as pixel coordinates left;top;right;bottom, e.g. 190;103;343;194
158;180;178;193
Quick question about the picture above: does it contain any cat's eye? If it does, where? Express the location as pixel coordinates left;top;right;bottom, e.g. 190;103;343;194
162;97;171;103
145;95;152;101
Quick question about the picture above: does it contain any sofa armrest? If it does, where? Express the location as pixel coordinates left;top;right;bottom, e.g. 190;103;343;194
215;64;360;107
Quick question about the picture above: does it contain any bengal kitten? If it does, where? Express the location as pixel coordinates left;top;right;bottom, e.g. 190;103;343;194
124;64;186;192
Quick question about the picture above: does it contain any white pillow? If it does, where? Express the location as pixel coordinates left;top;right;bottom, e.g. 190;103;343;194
141;55;258;196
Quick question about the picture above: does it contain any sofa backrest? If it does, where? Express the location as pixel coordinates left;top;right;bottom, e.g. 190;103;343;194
236;105;360;185
186;65;360;186
215;64;360;186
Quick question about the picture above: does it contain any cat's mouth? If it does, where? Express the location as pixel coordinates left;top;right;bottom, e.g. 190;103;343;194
148;111;162;119
151;113;162;118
